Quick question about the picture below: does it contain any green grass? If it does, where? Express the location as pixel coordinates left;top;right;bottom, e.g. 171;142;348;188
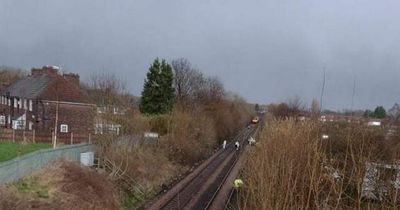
0;142;51;162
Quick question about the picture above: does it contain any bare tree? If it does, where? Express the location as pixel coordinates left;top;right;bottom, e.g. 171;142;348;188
287;96;305;117
204;77;225;101
86;72;128;106
268;103;291;119
171;58;204;101
310;98;320;119
0;66;27;84
172;58;225;108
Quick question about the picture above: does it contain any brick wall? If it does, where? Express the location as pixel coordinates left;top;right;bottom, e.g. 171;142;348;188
35;101;95;134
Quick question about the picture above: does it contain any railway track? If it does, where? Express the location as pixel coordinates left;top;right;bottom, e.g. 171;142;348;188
148;124;258;210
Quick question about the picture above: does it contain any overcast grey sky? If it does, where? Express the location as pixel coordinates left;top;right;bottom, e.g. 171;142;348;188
1;0;400;110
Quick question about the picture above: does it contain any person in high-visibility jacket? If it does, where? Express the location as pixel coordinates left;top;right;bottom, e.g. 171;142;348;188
234;178;244;189
235;141;240;150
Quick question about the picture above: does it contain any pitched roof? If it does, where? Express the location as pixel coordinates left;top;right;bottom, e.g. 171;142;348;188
2;71;91;104
3;75;51;99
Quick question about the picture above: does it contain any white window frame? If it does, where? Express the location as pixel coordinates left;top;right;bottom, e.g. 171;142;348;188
60;124;68;133
0;115;5;125
23;99;27;110
29;100;33;111
12;120;24;130
14;98;17;108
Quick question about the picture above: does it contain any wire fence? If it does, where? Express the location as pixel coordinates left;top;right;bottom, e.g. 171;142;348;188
0;143;94;184
0;128;92;144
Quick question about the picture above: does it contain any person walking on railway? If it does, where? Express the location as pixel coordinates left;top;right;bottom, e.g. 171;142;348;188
234;178;244;189
235;141;240;150
223;140;227;149
248;137;256;146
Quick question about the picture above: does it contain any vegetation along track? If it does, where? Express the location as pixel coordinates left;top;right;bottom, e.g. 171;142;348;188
153;124;258;210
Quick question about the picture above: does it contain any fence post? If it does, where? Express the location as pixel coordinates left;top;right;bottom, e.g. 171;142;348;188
33;130;35;143
89;133;91;144
16;158;20;182
23;130;26;143
12;129;15;142
70;132;74;145
51;131;54;148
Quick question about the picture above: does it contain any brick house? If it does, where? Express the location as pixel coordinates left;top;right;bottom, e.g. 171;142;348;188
0;66;95;137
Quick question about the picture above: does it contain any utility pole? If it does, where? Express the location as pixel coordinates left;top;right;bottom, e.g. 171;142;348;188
53;83;59;149
53;100;59;149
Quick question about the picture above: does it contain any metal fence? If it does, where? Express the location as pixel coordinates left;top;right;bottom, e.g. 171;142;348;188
0;143;94;184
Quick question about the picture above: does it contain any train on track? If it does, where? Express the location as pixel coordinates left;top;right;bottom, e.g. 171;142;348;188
251;116;260;124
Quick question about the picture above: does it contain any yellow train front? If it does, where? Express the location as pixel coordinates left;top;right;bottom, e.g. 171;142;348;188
251;116;259;124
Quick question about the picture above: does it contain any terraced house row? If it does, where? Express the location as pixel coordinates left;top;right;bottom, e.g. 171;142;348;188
0;66;121;142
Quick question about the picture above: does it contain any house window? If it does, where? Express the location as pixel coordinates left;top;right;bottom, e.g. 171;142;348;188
29;100;33;111
0;116;5;125
12;120;24;130
95;123;103;134
60;124;68;133
14;98;17;108
23;99;27;110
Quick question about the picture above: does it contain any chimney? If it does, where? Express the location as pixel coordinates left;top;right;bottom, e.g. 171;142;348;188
31;65;59;77
63;73;80;86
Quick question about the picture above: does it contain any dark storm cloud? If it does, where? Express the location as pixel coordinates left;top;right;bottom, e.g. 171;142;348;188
1;0;400;110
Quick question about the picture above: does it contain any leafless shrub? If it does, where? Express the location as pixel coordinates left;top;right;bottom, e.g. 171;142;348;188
103;145;181;192
237;120;400;209
160;109;217;165
0;66;27;85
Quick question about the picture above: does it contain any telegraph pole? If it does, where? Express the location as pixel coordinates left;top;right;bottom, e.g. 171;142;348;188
53;100;59;149
53;83;59;149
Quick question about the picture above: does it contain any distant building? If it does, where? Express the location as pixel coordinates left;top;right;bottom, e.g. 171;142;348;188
367;121;382;127
0;66;95;134
94;106;123;135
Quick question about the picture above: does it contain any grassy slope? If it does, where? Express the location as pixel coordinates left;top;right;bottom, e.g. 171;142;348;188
0;142;51;162
0;160;120;210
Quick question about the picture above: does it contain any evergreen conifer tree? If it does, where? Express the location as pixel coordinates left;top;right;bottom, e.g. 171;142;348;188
140;58;174;115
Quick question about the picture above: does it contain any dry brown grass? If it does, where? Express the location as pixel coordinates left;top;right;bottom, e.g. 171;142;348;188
237;120;400;210
0;160;120;210
104;146;182;191
161;109;217;165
